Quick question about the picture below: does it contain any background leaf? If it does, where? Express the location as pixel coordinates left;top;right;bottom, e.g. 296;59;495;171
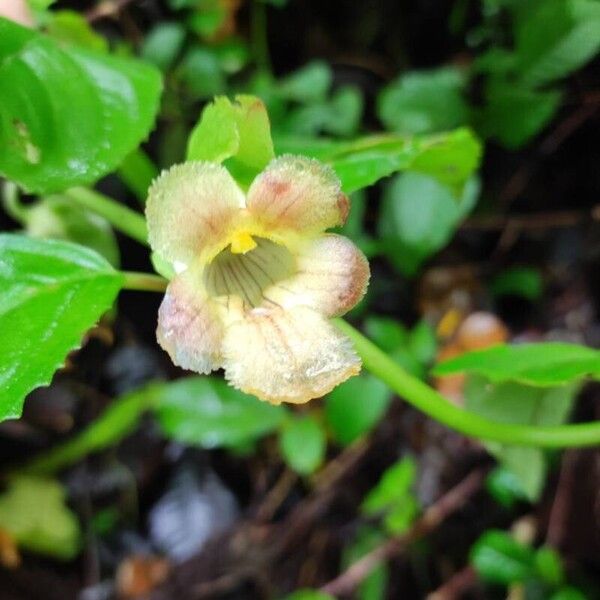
378;67;470;134
279;415;326;475
325;375;390;446
0;234;123;420
378;173;479;276
0;18;162;193
0;476;80;560
434;342;600;386
154;376;286;448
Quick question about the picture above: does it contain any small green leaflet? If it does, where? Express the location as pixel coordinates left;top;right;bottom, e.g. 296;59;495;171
0;234;124;420
279;415;326;475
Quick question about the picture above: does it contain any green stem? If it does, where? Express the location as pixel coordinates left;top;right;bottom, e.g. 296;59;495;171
252;0;271;73
13;387;158;476
117;148;159;205
336;319;600;448
122;271;168;292
65;187;148;246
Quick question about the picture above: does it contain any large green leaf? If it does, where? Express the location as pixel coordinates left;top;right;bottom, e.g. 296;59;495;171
0;234;123;420
154;376;286;448
465;376;579;500
433;342;600;386
378;67;470;134
275;128;482;195
515;0;600;87
0;18;162;193
0;475;81;560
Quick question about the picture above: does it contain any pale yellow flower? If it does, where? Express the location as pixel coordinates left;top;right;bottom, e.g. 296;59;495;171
146;155;370;404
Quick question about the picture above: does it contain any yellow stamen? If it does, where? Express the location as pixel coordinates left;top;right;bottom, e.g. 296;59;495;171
230;231;257;254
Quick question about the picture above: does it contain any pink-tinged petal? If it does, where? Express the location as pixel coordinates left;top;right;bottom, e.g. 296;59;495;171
266;234;370;317
246;155;349;236
157;270;224;374
222;306;361;404
146;162;245;267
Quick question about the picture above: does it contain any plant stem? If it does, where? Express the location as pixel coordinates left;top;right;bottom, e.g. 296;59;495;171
335;319;600;448
251;0;271;73
122;271;168;292
12;387;158;476
66;187;148;246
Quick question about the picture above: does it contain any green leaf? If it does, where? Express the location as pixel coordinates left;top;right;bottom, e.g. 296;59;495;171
343;526;389;600
187;95;275;187
550;587;588;600
486;466;530;508
407;320;438;364
479;81;561;148
535;546;565;586
515;0;600;87
491;267;543;301
378;172;479;276
0;234;123;420
433;342;600;386
275;127;482;195
178;46;225;98
378;67;470;134
279;415;326;475
278;61;332;102
470;529;536;585
464;376;578;500
45;10;108;52
325;375;390;445
0;476;80;560
154;376;286;448
362;457;419;534
0;18;162;194
141;22;186;71
364;316;408;352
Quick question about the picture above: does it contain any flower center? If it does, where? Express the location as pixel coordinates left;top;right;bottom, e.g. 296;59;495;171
203;237;295;309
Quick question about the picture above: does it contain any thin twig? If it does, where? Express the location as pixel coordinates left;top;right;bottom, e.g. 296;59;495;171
320;468;487;597
86;0;137;22
426;566;477;600
546;450;578;548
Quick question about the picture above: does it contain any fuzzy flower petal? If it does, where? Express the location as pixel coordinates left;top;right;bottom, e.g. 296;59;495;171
157;268;225;374
246;155;349;237
221;305;361;404
266;234;370;317
146;162;245;267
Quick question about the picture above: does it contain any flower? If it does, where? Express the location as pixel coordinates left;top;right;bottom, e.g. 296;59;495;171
146;155;370;404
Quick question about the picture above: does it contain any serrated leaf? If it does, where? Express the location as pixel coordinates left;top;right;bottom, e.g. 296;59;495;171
154;376;286;448
279;415;326;475
0;18;162;194
0;234;123;420
325;375;390;445
0;476;80;560
433;342;600;386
